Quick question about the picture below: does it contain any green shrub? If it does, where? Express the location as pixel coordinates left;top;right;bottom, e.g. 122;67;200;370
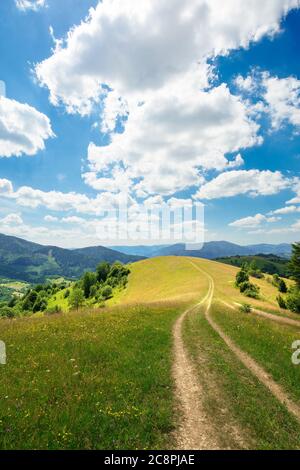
101;286;113;300
22;290;38;311
235;269;249;286
239;303;252;313
239;281;252;293
0;306;15;318
89;285;98;298
278;278;288;293
285;288;300;313
32;296;47;313
244;284;260;299
277;295;287;309
249;270;264;279
63;289;70;298
239;281;260;299
46;305;62;315
272;274;280;287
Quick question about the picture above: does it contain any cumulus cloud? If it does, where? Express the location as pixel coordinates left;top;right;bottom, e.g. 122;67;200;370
44;215;58;222
235;71;300;130
270;205;300;215
0;178;142;216
34;0;300;199
0;213;23;226
83;80;260;195
15;0;46;11
287;180;300;204
36;0;299;114
229;213;279;228
0;96;54;158
263;74;300;129
195;170;290;200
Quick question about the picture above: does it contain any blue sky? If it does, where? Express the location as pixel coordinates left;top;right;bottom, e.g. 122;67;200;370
0;0;299;248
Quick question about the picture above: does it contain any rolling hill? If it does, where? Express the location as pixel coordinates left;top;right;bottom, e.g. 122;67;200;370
0;256;299;450
0;233;143;283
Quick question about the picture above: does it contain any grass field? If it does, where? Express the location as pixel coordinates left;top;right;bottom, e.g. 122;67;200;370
0;303;181;449
0;256;299;449
115;257;210;305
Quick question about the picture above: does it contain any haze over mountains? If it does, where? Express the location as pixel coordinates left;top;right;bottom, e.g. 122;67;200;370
0;233;292;283
110;241;292;259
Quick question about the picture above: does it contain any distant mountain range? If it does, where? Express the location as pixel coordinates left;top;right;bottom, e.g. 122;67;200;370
110;241;292;259
0;233;293;283
0;233;143;283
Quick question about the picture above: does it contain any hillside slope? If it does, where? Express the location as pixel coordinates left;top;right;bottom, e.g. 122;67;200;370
0;233;143;282
117;257;210;305
0;256;299;450
117;256;285;313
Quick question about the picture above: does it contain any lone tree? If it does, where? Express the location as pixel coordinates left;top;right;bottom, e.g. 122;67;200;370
288;242;300;289
69;288;84;311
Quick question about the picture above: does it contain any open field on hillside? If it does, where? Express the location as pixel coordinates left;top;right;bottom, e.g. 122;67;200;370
114;257;210;305
0;256;299;450
0;303;181;449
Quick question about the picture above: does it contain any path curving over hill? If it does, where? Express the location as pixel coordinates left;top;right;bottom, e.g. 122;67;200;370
172;284;221;450
190;261;300;426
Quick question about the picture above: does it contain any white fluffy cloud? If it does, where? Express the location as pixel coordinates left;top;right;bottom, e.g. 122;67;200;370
263;75;300;129
287;180;300;204
44;215;58;222
15;0;46;11
195;170;290;200
0;178;139;215
236;71;300;130
229;213;279;228
83;80;259;195
270;205;300;215
0;96;54;158
34;0;300;198
0;213;23;226
36;0;299;113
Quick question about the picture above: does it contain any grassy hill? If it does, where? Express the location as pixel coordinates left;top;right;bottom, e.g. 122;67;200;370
113;257;210;305
0;256;299;449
